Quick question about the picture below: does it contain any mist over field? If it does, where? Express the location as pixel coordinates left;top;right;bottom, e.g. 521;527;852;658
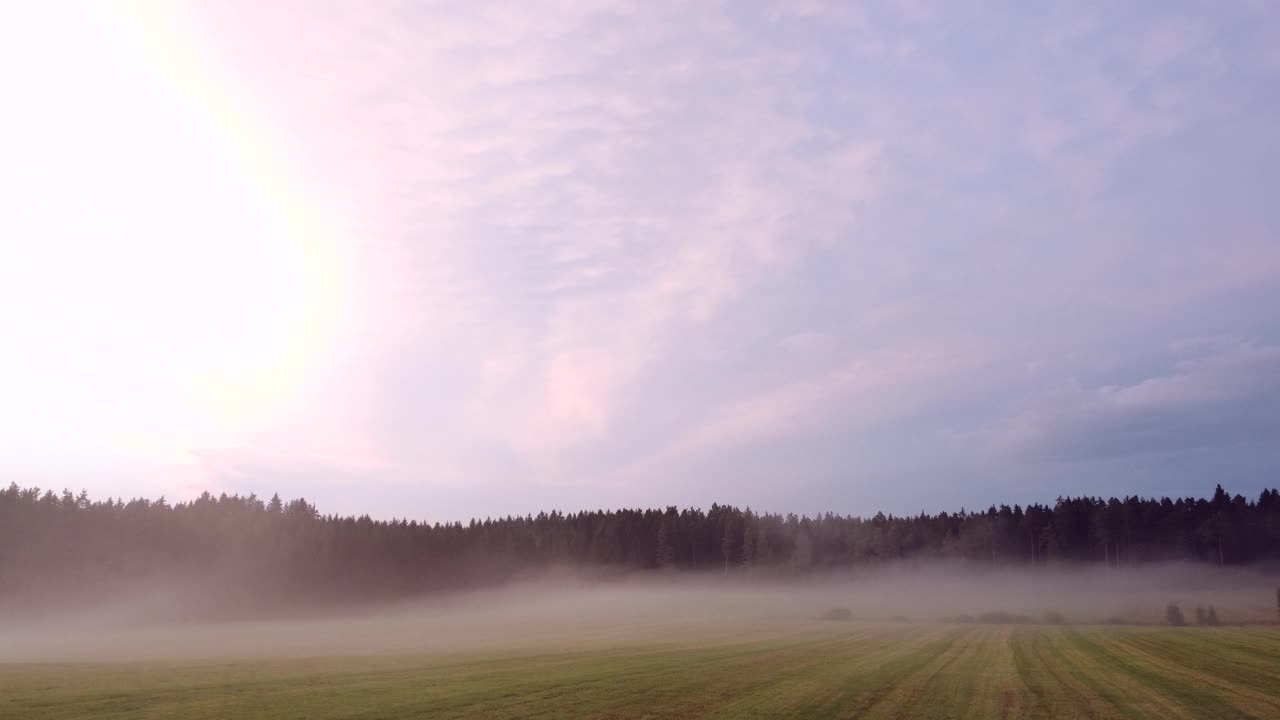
4;563;1276;663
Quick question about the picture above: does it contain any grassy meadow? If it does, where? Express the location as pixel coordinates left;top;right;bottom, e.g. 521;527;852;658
3;622;1279;719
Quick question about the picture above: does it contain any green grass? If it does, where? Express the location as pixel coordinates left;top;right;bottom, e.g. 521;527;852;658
3;624;1279;719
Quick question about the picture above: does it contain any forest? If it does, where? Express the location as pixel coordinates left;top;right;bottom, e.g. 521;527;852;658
2;483;1278;611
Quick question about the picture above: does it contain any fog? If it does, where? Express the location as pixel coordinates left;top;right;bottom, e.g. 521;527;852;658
3;564;1276;663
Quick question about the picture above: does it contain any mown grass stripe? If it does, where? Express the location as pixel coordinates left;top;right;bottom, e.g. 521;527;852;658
1063;630;1248;720
1097;629;1280;718
860;626;987;720
1050;629;1192;720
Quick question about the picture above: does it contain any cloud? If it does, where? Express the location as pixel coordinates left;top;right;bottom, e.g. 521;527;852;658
147;0;887;486
676;348;957;456
5;0;1280;515
778;332;833;355
1005;339;1280;463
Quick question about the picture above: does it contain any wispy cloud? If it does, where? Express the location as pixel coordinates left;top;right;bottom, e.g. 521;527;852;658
675;348;959;457
1004;339;1280;463
196;2;886;460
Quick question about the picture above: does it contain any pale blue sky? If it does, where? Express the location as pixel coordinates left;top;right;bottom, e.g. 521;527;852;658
1;1;1278;520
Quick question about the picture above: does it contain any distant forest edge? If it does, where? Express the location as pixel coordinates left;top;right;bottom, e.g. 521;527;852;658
2;483;1279;610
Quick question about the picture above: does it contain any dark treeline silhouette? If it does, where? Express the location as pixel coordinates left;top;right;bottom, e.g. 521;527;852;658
2;483;1278;611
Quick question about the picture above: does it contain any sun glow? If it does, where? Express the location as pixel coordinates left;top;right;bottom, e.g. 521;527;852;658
0;2;350;459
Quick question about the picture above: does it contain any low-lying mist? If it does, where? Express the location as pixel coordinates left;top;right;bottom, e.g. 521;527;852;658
3;563;1276;663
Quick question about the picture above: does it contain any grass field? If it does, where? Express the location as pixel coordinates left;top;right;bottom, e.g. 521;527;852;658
3;623;1279;719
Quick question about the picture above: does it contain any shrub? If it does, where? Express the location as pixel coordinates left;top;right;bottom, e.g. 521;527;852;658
978;611;1032;625
1165;602;1186;627
1042;611;1066;625
1206;606;1221;626
821;607;853;621
891;615;910;623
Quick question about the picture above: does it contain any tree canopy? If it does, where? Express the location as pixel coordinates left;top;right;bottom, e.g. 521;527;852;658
2;483;1277;612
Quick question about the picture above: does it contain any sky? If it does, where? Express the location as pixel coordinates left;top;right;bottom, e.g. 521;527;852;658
2;1;1279;521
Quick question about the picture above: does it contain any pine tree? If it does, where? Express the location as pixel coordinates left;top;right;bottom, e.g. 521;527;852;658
721;518;737;574
741;519;757;568
655;521;674;569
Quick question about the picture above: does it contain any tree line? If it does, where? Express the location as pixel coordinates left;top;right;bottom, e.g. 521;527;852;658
1;483;1277;611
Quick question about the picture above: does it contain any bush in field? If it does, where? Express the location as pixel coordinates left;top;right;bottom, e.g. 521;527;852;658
978;611;1033;625
1042;611;1066;625
821;607;853;621
1104;616;1130;625
891;615;910;623
1193;606;1222;626
947;611;1039;625
1166;603;1186;627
